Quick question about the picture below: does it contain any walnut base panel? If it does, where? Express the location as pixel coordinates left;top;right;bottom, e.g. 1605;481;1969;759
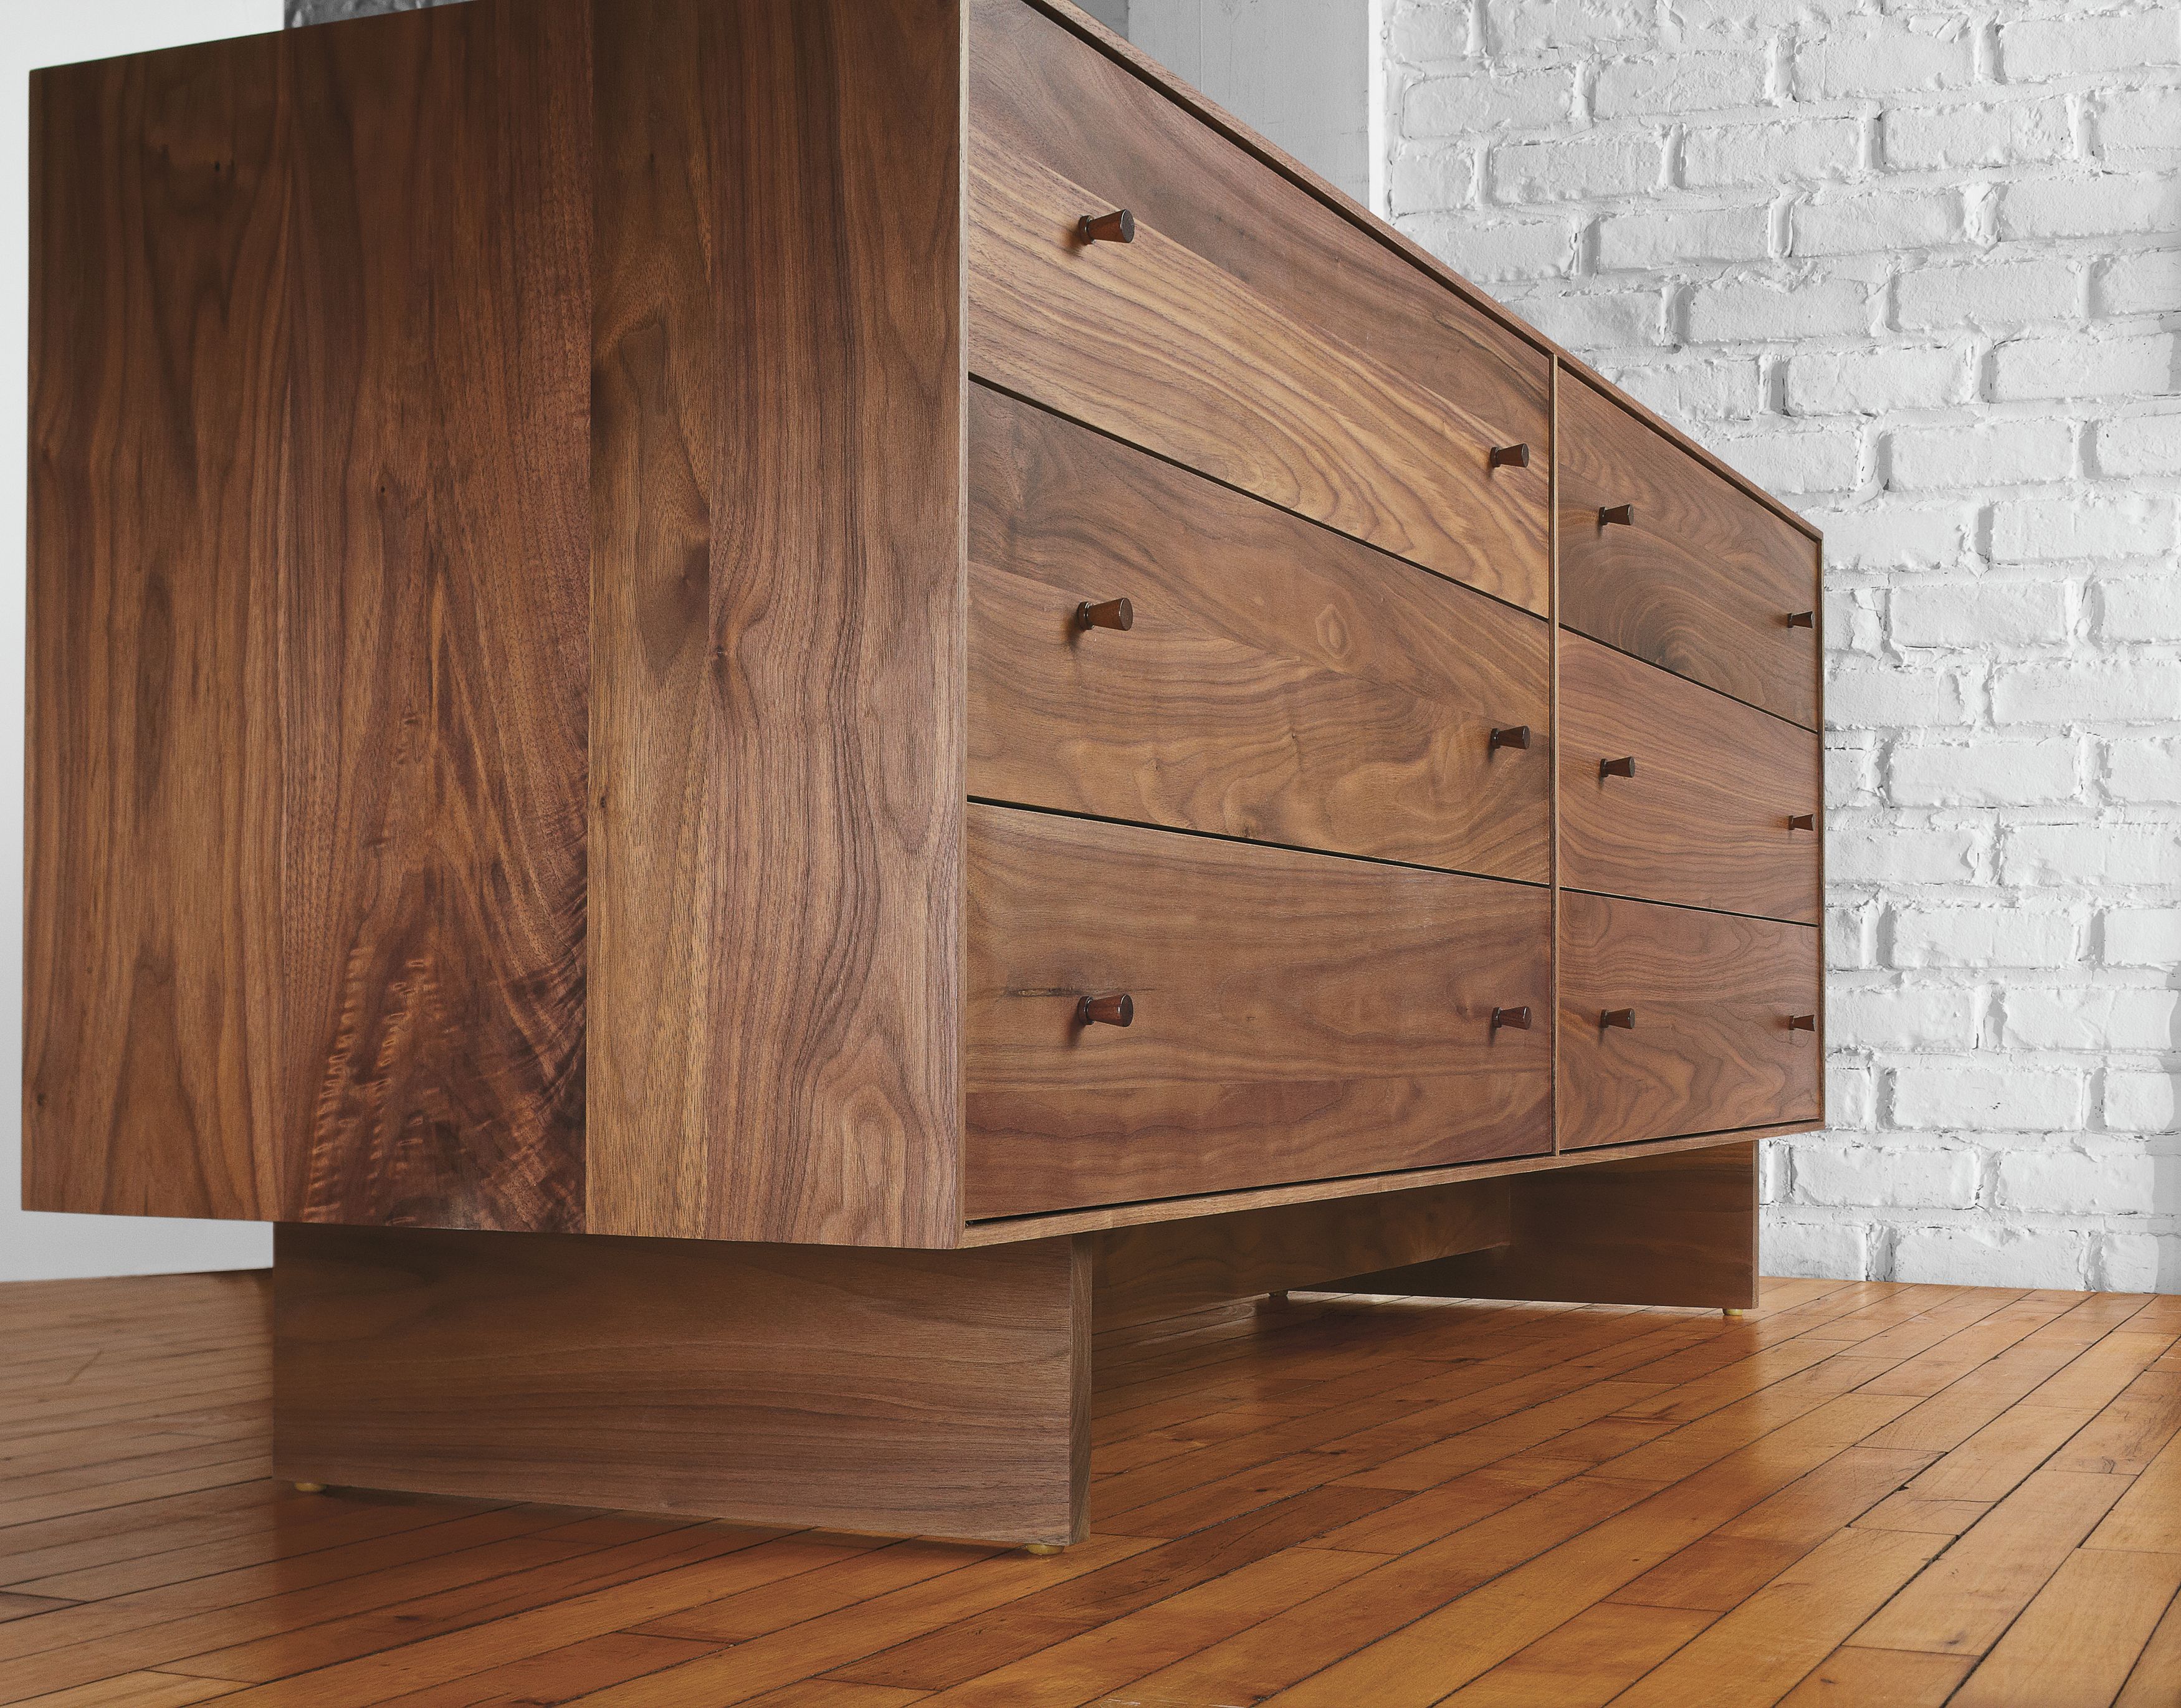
272;1141;1758;1543
272;1224;1092;1547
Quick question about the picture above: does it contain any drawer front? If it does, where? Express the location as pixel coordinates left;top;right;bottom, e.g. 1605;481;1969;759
1560;634;1821;924
968;387;1551;883
1560;374;1821;727
1558;892;1821;1151
965;805;1550;1219
966;0;1550;615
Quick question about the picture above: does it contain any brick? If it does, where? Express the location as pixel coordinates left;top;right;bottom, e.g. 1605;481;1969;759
1496;286;1663;348
1803;502;1972;571
1486;0;1649;55
1886;100;2071;172
1998;12;2181;82
1795;1141;1979;1210
1793;188;1965;257
2000;174;2181;242
1797;20;1976;99
1991;331;2179;402
1390;0;1475;63
1995;662;2181;725
2099;577;2181;644
2106;738;2181;803
1687;274;1869;343
1828;661;1973;728
1895;257;2079;332
2098;250;2181;318
1683;0;1857;32
2002;986;2181;1051
1684;117;1862;189
1404;68;1571;136
2105;1072;2181;1133
2099;1233;2181;1292
1892;1226;2084;1289
1405;211;1574;280
2096;412;2181;479
1888;421;2075;492
1991;494;2177;564
2097;88;2181;164
1601;357;1762;421
1830;983;1980;1050
1829;899;1878;970
2003;823;2181;885
1891;581;2069;649
1704;425;1861;495
1830;1061;1879;1128
1595;50;1766;120
1596;204;1772;269
2102;907;2181;968
1762;1217;1871;1281
1787;345;1970;414
1389;144;1477;217
1489;132;1662;203
1892;905;2079;970
1994;1148;2157;1216
1827;587;1885;657
1889;737;2078;806
1829;823;1983;883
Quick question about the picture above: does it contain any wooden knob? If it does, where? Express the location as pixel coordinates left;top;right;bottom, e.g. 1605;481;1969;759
1600;755;1637;780
1077;992;1133;1028
1077;209;1136;244
1789;813;1816;832
1489;444;1530;470
1601;1008;1636;1029
1490;725;1532;752
1786;610;1816;629
1788;1013;1817;1031
1076;597;1134;632
1600;503;1636;527
1492;1006;1532;1031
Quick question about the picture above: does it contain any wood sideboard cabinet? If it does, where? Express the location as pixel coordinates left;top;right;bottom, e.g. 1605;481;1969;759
25;0;1825;1545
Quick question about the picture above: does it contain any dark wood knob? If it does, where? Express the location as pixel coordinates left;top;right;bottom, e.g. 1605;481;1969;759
1076;597;1134;632
1786;610;1816;629
1600;755;1637;779
1490;725;1532;751
1602;1008;1636;1029
1489;444;1530;470
1788;1013;1817;1031
1077;209;1136;244
1077;992;1133;1028
1789;813;1816;832
1492;1006;1532;1030
1600;503;1636;527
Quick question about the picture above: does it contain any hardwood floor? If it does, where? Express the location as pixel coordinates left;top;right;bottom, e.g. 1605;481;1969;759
2;1271;2177;1706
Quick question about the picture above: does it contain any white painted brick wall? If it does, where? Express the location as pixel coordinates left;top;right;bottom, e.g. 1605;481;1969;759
1387;0;2181;1290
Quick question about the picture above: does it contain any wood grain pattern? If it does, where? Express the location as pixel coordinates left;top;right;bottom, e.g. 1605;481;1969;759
1560;370;1822;728
1317;1142;1759;1310
1090;1180;1512;1330
585;0;964;1245
273;1223;1090;1547
26;2;591;1230
965;804;1551;1219
1558;892;1822;1152
1559;632;1821;925
966;142;1548;613
968;385;1551;881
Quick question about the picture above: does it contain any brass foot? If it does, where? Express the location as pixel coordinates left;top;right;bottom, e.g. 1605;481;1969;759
1722;1309;1745;1320
292;1481;327;1494
1023;1542;1066;1555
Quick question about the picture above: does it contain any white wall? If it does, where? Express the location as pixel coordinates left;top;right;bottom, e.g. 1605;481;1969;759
1380;0;2181;1289
1;1;282;1281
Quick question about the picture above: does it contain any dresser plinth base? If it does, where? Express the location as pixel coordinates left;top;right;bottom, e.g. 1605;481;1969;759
272;1224;1090;1548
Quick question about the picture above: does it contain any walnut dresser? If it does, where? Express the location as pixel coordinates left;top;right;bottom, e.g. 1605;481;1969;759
24;0;1825;1545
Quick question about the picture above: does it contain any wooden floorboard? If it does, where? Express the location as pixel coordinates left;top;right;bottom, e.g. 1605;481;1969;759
1;1272;2176;1705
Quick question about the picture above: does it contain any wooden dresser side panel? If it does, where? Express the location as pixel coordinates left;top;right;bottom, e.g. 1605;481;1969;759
26;4;593;1230
586;0;967;1246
